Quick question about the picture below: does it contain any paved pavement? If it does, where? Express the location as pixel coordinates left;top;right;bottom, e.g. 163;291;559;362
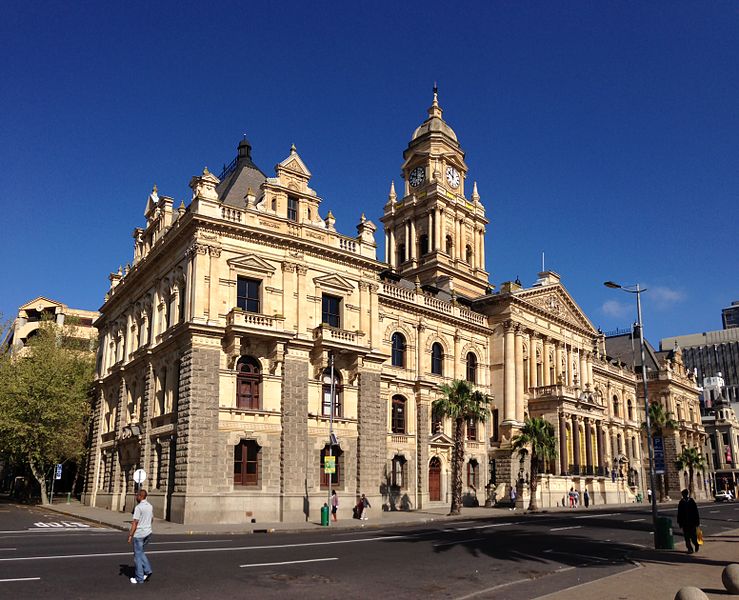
25;498;739;598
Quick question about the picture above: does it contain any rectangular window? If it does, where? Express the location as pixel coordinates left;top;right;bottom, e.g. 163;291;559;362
492;409;499;442
234;440;260;486
237;277;261;313
467;461;479;488
322;294;341;328
467;418;477;441
287;196;298;221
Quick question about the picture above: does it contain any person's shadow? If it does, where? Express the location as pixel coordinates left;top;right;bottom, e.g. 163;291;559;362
119;563;135;579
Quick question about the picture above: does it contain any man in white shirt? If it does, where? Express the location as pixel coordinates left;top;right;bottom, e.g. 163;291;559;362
127;489;153;584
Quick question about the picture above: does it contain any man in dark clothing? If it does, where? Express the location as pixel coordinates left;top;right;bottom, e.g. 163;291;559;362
677;488;700;553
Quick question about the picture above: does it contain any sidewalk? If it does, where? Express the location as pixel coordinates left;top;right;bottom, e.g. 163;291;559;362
537;528;739;600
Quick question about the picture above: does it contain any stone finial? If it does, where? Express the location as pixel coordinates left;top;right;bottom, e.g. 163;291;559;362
117;265;123;276
178;200;186;216
325;210;336;232
124;263;130;275
357;215;377;245
290;143;297;155
189;166;220;202
246;187;257;208
471;181;480;202
388;181;397;203
414;275;422;292
428;83;443;119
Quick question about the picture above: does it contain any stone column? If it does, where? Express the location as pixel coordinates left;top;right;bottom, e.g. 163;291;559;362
368;283;379;349
389;227;395;268
572;415;581;475
281;262;296;331
580;352;588;388
555;342;563;384
514;327;525;422
434;207;441;252
529;334;538;389
503;321;516;425
559;412;568;476
187;243;208;323
357;358;385;510
428;212;434;252
279;343;310;522
384;230;390;264
453;329;460;381
417;402;430;508
409;218;417;262
584;418;593;475
597;422;605;475
479;226;486;271
296;266;307;336
543;338;551;386
207;247;221;324
404;221;410;261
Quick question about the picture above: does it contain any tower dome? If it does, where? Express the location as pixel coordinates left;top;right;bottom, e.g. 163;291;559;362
410;87;459;144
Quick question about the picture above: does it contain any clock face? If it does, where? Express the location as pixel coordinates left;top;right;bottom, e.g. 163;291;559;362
409;166;425;187
446;166;460;188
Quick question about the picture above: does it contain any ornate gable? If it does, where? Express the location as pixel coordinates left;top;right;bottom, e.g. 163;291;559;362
276;145;312;180
518;285;597;334
313;273;355;293
227;253;276;274
429;431;454;446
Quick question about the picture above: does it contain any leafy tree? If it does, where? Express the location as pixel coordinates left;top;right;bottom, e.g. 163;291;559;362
432;380;491;516
644;401;677;501
511;417;558;511
675;446;706;497
0;320;95;504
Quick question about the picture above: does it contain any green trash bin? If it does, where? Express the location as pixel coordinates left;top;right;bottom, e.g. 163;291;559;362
321;503;330;527
655;516;674;549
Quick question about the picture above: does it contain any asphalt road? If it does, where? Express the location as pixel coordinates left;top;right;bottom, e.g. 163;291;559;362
1;499;737;600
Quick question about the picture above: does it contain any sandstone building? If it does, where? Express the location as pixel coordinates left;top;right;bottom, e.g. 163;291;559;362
83;94;703;523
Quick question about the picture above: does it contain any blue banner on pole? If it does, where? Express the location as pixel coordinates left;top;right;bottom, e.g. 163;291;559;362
653;436;665;474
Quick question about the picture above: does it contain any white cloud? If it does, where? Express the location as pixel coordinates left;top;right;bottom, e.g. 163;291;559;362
648;285;685;309
601;299;630;318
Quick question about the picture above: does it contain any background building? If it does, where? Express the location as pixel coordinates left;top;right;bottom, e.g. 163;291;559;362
700;374;738;498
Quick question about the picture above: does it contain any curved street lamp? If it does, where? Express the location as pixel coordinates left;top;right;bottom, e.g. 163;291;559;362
604;281;660;547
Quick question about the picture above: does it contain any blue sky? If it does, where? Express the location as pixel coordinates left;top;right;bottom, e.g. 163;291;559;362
2;1;737;345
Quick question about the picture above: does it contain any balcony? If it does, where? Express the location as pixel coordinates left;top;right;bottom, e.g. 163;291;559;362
313;324;365;352
225;308;289;340
380;282;489;328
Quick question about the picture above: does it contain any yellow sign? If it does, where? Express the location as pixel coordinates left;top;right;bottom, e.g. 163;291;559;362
324;456;336;474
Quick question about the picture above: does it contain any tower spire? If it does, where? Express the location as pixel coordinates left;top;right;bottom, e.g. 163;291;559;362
428;82;443;119
388;180;397;203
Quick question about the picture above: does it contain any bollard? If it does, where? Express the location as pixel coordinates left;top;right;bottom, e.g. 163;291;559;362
321;503;330;526
66;493;71;504
655;516;674;550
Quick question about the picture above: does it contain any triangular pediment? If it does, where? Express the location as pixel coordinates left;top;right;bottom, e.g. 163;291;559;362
517;284;597;334
227;253;276;274
19;296;64;312
277;148;312;179
313;273;355;292
430;432;454;446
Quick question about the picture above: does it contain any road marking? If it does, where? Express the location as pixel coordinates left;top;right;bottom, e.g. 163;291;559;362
0;534;413;563
709;510;719;513
623;542;647;548
625;518;645;522
0;529;111;535
149;539;233;545
473;521;522;529
549;525;582;531
33;522;91;529
240;557;337;568
0;548;17;551
433;537;485;548
574;512;620;519
0;577;41;583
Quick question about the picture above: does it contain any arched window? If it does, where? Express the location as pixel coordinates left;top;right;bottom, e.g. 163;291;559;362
419;234;429;255
234;439;260;486
627;399;633;421
391;332;406;368
465;244;473;264
429;456;442;501
466;352;477;383
445;235;453;256
397;243;406;265
322;368;342;417
236;356;261;410
391;395;406;434
320;445;342;488
271;197;277;211
431;342;444;376
613;395;620;417
467;459;479;488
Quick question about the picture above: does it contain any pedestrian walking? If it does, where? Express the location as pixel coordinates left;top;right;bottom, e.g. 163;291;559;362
677;488;701;554
583;489;590;508
331;489;339;522
127;489;153;584
568;487;575;508
574;489;580;508
360;493;371;520
509;485;517;511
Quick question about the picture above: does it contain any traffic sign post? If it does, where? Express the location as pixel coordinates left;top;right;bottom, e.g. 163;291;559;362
49;464;62;505
133;469;147;494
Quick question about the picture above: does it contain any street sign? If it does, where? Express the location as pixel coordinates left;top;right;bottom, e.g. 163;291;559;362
55;464;62;480
653;436;665;474
133;469;147;484
324;456;336;474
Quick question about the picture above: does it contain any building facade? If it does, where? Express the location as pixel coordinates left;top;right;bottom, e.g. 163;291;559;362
701;374;739;497
84;95;672;523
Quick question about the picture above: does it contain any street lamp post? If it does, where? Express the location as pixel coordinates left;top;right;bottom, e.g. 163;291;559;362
604;281;659;546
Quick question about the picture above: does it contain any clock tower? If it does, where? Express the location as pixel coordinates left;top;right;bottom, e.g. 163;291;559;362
380;89;490;298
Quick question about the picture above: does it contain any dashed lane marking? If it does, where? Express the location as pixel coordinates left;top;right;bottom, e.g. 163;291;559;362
240;557;338;568
0;577;40;583
625;518;645;522
549;525;582;532
433;537;486;548
574;513;621;519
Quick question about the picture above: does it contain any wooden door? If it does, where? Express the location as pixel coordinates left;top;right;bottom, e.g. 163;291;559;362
429;457;441;501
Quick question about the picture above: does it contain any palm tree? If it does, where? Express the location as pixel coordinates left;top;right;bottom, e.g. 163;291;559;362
644;401;677;500
675;446;706;497
511;417;558;511
432;380;491;516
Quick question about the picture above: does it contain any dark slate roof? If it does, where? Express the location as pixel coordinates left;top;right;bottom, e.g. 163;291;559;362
216;138;266;209
604;330;661;373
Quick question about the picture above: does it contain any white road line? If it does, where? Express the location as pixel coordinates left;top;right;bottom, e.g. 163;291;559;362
543;549;610;562
549;525;582;531
710;510;719;513
0;577;41;583
149;539;233;545
454;576;533;600
433;537;485;548
574;512;620;519
473;521;522;529
0;534;412;563
0;548;17;551
240;557;338;568
625;518;645;522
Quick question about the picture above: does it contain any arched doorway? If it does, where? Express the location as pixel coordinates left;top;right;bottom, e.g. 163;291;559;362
429;457;442;502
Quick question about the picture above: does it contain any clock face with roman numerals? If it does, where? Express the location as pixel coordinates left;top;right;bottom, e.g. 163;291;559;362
446;166;460;188
409;166;425;187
